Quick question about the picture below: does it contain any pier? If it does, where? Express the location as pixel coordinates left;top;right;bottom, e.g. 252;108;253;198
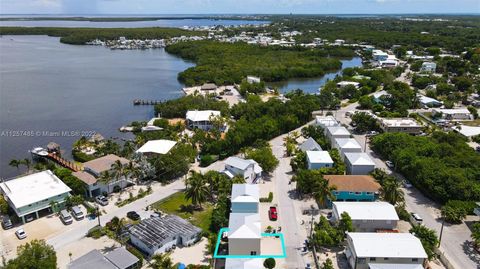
47;153;82;172
133;99;164;105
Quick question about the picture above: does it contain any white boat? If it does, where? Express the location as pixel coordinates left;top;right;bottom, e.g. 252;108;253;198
30;147;48;157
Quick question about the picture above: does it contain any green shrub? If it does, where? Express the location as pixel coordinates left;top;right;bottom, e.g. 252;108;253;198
260;192;274;203
86;226;104;239
445;200;477;215
0;195;9;214
199;155;217;167
396;205;410;221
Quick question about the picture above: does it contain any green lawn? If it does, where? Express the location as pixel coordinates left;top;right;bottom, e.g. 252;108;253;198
151;192;212;232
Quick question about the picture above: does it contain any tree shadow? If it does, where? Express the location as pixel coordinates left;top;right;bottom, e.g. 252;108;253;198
179;204;196;214
462;240;480;268
101;244;117;254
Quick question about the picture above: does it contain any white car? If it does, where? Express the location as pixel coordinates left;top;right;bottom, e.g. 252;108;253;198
15;228;27;239
385;160;394;169
403;180;413;188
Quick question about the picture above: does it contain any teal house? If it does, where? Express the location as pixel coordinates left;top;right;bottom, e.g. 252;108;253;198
324;175;381;207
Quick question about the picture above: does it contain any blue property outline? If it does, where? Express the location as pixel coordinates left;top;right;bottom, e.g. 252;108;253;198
213;227;287;259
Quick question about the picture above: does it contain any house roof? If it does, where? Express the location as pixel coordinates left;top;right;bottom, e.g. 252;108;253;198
127;215;201;250
228;212;261;238
379;118;422;128
83;154;129;174
327;126;351;137
344;152;375;166
418;95;441;105
324;175;381;192
104;247;139;269
299;137;322;152
225;156;256;170
347;233;428;259
231;184;259;203
201;83;217;90
333;202;399;221
225;258;263;269
315;116;339;127
72;171;98;185
67;249;117;269
454;125;480;137
306;151;334;164
0;170;71;209
186;110;221;122
433;108;471;115
136;139;177;155
368;264;424;269
335;138;362;150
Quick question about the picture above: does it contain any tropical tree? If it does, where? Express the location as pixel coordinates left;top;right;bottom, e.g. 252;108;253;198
321;258;334;269
313;177;336;208
381;178;404;205
99;170;113;194
49;201;59;213
22;158;32;172
231;175;246;184
110;160;126;193
471;222;480;247
338;212;355;236
441;204;467;224
409;225;439;260
121;141;136;158
9;159;21;171
149;253;174;269
263;257;276;269
3;239;57;269
184;171;209;209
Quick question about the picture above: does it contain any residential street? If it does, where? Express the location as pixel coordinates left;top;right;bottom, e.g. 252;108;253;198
46;179;185;250
334;102;479;269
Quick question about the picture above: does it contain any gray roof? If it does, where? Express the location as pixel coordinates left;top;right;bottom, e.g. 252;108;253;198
225;156;256;170
299;137;322;152
201;83;217;90
68;250;117;269
104;247;139;269
128;215;201;250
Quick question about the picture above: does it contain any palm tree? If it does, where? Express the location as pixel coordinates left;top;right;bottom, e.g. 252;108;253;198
149;253;174;269
121;141;136;158
110;160;125;192
22;158;31;173
232;175;246;184
184;171;209;209
381;178;405;205
9;159;21;171
99;170;113;193
313;177;336;208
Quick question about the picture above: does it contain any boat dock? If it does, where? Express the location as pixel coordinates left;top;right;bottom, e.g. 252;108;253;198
30;146;82;172
133;99;164;105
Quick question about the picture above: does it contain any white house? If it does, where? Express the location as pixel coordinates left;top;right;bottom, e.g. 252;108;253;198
372;50;388;61
231;184;259;213
228;212;261;256
73;154;130;197
307;151;334;170
333;138;363;159
135;139;177;156
337;81;360;89
332;202;399;232
346;233;427;269
418;95;442;108
344;152;375;175
246;76;261;84
378;118;423;135
0;170;71;223
326;126;351;141
453;125;480;139
299;137;322;152
316;116;339;133
225;258;263;269
128;215;201;256
432;108;473;120
223;157;263;184
421;62;436;73
185;110;222;130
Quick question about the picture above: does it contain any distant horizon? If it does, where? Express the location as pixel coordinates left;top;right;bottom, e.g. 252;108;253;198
1;13;479;16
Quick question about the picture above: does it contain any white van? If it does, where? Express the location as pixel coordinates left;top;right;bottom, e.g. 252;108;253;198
71;206;84;220
60;209;73;225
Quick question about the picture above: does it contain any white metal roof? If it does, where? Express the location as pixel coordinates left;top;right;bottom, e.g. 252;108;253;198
348;233;427;259
136;139;177;155
454;125;480;137
335;138;362;150
327;126;351;136
315;115;339;128
380;118;422;127
231;184;259;203
368;264;424;269
307;150;334;164
225;258;263;269
333;202;399;221
228;212;261;238
433;108;471;115
0;170;71;209
186;110;221;122
225;156;256;170
345;152;375;166
299;137;323;152
418;95;441;104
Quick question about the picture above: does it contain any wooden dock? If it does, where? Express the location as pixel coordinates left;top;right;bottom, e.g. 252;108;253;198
47;153;82;172
133;99;164;105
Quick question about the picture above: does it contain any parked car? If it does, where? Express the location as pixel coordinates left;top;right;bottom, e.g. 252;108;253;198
25;215;34;223
95;195;109;206
2;216;13;230
410;213;423;225
71;206;84;220
403;180;413;188
269;206;278;221
15;228;27;239
476;146;480;152
385;160;394;169
60;209;73;225
127;211;140;221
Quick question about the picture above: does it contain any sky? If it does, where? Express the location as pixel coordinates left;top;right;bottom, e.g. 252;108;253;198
0;0;479;15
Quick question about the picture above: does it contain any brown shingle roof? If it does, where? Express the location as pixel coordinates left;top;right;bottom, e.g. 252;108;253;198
83;154;129;174
324;175;380;192
72;171;98;185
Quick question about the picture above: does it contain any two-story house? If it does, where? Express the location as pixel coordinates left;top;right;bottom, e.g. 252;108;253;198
223;157;263;184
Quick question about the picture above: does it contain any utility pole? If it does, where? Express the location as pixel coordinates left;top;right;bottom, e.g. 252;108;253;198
308;207;320;269
438;217;445;247
96;206;101;227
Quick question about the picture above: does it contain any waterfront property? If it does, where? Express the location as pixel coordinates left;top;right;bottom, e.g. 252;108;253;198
222;157;263;184
378;118;423;135
306;150;334;170
67;247;140;269
185;110;222;131
0;170;71;223
344;152;376;175
135;139;177;156
337;81;360;89
324;175;380;206
345;233;427;269
332;202;399;232
299;137;323;152
333;138;363;159
72;154;130;197
128;215;201;256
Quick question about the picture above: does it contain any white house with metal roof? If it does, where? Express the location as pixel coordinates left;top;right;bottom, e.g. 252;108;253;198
231;184;259;213
333;138;363;159
225;258;263;269
315;115;339;132
223;157;263;184
432;108;473;120
299;137;322;152
344;152;375;175
307;151;334;170
135;139;177;156
186;110;222;130
68;247;140;269
345;233;428;269
332;202;399;232
326;126;351;142
0;170;71;223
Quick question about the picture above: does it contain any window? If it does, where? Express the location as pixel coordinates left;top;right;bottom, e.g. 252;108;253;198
358;258;366;264
349;192;354;195
366;192;373;195
355;192;361;195
384;258;389;261
412;258;418;262
333;191;339;195
250;251;257;256
369;257;376;261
